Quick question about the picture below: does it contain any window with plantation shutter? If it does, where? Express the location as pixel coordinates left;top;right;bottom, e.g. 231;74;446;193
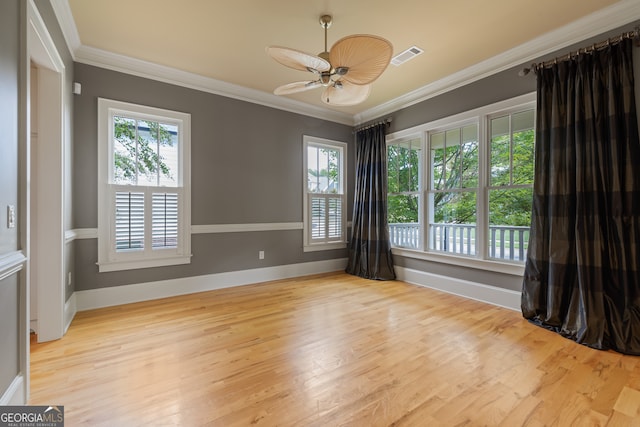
98;98;191;272
303;136;347;251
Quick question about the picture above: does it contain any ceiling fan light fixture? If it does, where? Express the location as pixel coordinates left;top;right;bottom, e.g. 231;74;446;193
322;82;370;106
266;14;393;106
320;72;331;85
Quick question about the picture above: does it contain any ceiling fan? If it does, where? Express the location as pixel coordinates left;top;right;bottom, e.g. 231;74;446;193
266;15;393;106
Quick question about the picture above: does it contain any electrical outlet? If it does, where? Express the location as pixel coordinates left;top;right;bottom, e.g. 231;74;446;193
7;205;16;229
68;272;72;286
259;250;265;260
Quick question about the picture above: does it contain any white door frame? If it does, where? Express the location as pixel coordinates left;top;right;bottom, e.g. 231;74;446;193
26;0;65;343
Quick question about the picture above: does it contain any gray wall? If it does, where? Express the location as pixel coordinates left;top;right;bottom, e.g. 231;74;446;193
0;1;19;255
72;19;640;295
379;20;640;292
0;0;21;398
0;275;20;395
73;63;353;290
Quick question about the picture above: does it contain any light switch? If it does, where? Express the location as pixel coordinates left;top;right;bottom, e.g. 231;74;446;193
7;205;16;229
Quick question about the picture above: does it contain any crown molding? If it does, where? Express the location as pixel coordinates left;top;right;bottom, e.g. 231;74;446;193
49;0;81;58
50;2;352;125
51;0;639;127
354;0;640;124
74;45;354;125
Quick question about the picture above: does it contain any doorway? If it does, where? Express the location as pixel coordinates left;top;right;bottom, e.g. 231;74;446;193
27;1;65;343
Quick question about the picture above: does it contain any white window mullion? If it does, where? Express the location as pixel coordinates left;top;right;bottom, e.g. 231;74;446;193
425;131;433;252
418;133;426;251
155;124;161;186
477;117;488;260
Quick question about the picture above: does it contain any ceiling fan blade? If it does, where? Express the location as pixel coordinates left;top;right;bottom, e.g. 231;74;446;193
266;46;331;73
329;35;393;85
321;82;371;106
274;80;322;95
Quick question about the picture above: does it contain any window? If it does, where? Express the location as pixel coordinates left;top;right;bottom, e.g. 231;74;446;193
386;94;536;270
98;98;191;272
488;109;535;261
428;124;478;255
387;138;421;249
303;136;347;251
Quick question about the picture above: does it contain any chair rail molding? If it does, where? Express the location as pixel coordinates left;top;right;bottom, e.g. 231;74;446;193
0;251;27;282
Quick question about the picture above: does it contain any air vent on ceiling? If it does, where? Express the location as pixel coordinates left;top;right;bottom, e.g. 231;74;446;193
391;46;424;66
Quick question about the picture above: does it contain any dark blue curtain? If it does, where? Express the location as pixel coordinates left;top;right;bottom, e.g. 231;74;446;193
522;38;640;354
346;123;395;280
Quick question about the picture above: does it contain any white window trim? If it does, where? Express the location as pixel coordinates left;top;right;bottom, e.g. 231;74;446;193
386;92;536;275
303;135;348;252
97;98;192;272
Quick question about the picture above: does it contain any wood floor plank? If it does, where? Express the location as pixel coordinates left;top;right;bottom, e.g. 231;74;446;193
29;273;640;426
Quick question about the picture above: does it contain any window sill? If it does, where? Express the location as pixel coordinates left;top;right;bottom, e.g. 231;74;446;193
97;254;192;273
303;242;347;252
391;247;525;276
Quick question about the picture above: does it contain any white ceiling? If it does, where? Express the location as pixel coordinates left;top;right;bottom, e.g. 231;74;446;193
55;0;638;124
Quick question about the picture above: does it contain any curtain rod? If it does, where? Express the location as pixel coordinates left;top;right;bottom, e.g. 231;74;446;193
519;26;640;76
354;118;392;134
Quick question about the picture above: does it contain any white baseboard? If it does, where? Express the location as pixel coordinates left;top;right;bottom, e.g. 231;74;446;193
0;374;25;405
76;258;348;311
395;266;521;311
64;293;77;333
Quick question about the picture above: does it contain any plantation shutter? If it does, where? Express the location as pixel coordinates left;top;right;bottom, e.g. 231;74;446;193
309;195;343;242
152;192;179;249
115;191;145;251
327;197;342;238
310;196;326;239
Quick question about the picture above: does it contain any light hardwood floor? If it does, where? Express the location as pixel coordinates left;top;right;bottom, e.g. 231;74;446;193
30;273;640;426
